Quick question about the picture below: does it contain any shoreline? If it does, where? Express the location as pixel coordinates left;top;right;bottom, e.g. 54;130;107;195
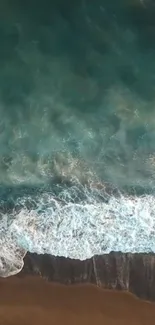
17;251;155;302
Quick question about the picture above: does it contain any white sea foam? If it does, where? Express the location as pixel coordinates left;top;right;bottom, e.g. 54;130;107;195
0;214;26;277
1;188;155;277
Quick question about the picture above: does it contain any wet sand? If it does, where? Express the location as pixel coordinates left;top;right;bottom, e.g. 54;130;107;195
0;276;154;324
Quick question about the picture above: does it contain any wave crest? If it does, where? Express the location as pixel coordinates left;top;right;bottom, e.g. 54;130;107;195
1;183;155;277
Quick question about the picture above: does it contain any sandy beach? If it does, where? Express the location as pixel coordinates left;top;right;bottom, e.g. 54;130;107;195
0;275;154;325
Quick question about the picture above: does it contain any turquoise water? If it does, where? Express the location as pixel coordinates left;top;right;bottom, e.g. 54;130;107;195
1;0;155;276
0;0;155;191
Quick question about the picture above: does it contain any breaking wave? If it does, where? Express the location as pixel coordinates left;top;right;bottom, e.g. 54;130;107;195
1;182;155;277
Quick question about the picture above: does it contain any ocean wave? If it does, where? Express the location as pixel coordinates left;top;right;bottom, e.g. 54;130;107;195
1;183;155;277
1;0;155;277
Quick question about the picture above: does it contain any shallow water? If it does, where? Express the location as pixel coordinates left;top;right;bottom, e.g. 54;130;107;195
1;0;155;276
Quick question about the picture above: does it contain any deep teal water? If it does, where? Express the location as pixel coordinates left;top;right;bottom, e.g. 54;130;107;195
0;0;154;193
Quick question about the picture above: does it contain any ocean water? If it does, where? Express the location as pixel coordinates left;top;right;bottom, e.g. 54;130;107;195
1;0;155;276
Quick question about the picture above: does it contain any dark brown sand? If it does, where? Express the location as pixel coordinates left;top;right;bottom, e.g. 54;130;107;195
0;276;155;325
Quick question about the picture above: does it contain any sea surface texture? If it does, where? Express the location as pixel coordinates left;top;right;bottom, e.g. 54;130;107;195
1;0;155;276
